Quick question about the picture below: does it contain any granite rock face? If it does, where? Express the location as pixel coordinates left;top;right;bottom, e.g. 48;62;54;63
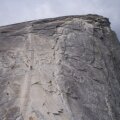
0;15;120;120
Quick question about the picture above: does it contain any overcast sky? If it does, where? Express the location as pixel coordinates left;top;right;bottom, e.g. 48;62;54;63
0;0;119;39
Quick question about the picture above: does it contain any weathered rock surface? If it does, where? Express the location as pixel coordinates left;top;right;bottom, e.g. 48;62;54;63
0;14;120;120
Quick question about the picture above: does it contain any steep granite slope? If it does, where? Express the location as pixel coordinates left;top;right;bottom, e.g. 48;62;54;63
0;15;120;120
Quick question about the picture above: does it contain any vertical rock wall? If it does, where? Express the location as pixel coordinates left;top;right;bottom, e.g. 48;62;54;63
0;15;120;120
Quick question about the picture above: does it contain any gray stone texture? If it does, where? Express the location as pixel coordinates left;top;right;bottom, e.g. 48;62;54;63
0;14;120;120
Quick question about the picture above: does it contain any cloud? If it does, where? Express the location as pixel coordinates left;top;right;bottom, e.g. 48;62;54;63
34;2;57;18
0;0;119;39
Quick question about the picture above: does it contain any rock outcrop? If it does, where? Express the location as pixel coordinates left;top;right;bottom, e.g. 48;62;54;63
0;14;120;120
